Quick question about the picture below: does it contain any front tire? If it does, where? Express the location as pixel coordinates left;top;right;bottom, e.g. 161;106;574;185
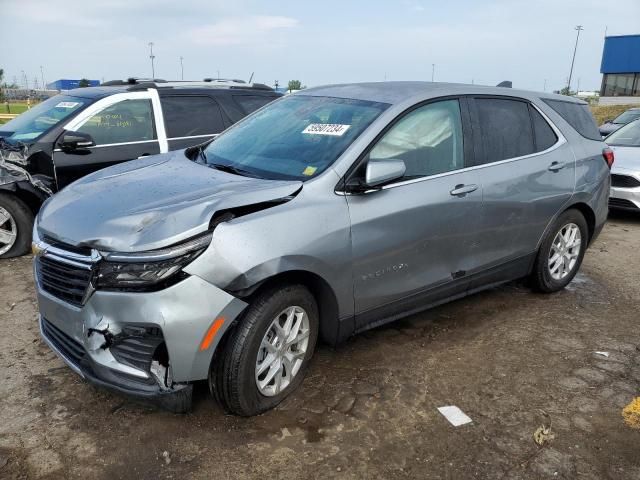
0;194;34;259
210;284;319;416
530;209;588;293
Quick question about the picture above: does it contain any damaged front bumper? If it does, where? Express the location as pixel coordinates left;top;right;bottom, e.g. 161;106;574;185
35;252;247;412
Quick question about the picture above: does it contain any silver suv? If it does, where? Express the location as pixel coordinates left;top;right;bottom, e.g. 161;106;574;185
33;82;611;415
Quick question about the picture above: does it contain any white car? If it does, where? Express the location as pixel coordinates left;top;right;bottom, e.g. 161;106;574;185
607;119;640;211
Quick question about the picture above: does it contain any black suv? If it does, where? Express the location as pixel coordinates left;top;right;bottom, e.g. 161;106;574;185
0;78;281;257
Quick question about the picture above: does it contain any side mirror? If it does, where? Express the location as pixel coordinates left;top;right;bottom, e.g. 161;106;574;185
59;131;95;152
365;158;406;187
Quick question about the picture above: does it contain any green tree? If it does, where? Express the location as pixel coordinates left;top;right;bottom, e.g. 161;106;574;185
0;68;4;102
559;86;574;96
78;78;91;88
287;79;303;91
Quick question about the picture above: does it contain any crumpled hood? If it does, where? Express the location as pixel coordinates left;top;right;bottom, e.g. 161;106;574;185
610;145;640;173
37;151;302;252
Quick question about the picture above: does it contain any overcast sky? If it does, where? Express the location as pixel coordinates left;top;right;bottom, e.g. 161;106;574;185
2;0;639;92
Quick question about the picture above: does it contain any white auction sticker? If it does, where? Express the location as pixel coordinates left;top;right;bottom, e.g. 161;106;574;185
302;123;351;136
56;102;80;108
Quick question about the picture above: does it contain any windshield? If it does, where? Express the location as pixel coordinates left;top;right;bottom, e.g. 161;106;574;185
0;95;89;142
202;95;389;180
606;119;640;147
613;110;640;124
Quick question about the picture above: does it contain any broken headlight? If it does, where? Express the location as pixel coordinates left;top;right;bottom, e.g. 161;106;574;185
96;232;212;290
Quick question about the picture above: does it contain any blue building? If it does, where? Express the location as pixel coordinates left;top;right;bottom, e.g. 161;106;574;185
46;79;101;90
600;34;640;97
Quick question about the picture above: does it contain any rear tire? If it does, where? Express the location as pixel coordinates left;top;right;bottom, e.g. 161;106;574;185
210;284;319;416
530;209;588;293
0;193;34;259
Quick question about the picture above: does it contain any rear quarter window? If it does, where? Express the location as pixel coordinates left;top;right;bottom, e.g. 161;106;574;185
542;99;600;141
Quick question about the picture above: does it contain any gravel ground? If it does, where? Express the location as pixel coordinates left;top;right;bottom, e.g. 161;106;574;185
0;212;639;479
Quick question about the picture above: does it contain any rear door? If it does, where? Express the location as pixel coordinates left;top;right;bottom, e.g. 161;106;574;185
161;95;228;150
466;96;575;284
345;97;483;327
53;90;166;189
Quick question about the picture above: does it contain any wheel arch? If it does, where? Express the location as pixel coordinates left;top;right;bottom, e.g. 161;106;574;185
565;202;596;245
230;270;342;346
0;181;47;217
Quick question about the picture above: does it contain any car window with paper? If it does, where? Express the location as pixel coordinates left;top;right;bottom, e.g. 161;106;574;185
76;99;156;146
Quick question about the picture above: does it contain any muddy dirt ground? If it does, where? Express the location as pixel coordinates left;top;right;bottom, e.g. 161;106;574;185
1;212;639;480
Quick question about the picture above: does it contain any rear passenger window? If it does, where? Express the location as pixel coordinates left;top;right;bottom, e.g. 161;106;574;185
161;96;225;138
475;98;535;164
530;107;558;151
542;99;600;141
233;95;276;114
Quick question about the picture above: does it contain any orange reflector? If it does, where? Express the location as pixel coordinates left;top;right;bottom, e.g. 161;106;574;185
199;317;225;351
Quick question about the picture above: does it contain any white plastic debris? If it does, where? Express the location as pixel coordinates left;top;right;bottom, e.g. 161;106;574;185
437;406;472;426
595;351;610;358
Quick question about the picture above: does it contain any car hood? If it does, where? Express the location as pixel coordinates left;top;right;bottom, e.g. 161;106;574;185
599;123;622;136
37;151;302;252
609;145;640;173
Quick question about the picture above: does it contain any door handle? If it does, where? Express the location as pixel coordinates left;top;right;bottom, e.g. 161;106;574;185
548;161;565;172
450;184;478;196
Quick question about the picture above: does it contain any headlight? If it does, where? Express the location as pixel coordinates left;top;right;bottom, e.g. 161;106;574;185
95;232;212;290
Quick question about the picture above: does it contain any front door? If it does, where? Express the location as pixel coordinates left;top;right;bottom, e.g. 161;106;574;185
52;91;166;189
344;98;483;329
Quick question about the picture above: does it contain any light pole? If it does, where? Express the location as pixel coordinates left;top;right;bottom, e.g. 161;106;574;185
148;42;156;79
40;66;45;90
180;56;184;80
566;25;583;94
543;79;547;92
431;64;435;82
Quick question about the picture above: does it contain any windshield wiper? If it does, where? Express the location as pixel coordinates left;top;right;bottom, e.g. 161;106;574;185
209;163;256;178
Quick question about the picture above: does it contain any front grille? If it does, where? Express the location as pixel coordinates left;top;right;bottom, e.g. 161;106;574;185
609;198;638;209
611;174;640;189
41;318;85;365
37;255;93;307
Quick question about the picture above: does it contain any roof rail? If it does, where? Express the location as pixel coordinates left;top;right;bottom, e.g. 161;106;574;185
102;77;167;86
203;78;246;84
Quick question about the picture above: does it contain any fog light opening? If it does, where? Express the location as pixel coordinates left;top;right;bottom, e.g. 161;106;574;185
150;342;174;390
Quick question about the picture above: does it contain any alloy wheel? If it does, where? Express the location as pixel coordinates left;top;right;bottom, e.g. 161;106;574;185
0;207;17;256
255;306;310;397
548;222;581;281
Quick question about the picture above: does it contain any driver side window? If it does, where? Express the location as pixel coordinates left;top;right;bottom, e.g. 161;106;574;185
369;99;464;180
76;99;157;146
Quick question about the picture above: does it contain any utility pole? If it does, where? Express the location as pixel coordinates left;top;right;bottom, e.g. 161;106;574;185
180;56;184;80
431;64;435;82
566;25;583;94
576;78;581;94
40;66;45;90
543;79;547;92
148;42;156;79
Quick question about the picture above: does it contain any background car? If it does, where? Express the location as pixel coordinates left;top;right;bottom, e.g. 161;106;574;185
0;78;281;258
599;107;640;137
606;118;640;211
